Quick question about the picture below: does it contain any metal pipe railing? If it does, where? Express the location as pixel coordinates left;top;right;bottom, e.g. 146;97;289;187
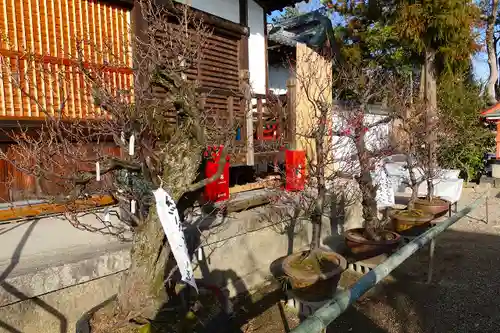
291;191;489;333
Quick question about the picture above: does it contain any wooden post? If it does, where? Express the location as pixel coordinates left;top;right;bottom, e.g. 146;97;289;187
287;78;297;150
241;70;254;166
496;121;500;159
227;96;234;144
257;98;264;145
277;101;284;141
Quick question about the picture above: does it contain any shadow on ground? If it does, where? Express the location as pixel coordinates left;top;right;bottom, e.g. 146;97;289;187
0;219;70;333
166;228;500;333
324;229;500;333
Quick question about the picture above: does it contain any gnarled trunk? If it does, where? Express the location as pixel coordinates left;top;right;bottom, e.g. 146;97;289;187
423;49;437;200
353;114;382;241
486;0;499;105
116;208;170;319
92;146;203;331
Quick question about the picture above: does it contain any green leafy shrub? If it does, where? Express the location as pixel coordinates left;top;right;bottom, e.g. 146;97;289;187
437;76;495;182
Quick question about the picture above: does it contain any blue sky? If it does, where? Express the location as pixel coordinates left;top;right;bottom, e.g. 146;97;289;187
269;0;490;83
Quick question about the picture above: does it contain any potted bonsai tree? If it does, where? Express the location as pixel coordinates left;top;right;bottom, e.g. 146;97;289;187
266;44;351;304
335;103;402;260
330;67;402;261
389;98;435;233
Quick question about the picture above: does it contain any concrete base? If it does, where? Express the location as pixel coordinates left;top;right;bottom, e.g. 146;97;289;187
0;208;131;333
492;163;500;179
0;272;123;333
285;290;331;317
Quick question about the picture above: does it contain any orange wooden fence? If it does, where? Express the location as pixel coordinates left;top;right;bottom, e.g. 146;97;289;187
0;0;133;119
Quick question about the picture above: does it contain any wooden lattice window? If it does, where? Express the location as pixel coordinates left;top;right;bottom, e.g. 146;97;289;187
0;0;133;119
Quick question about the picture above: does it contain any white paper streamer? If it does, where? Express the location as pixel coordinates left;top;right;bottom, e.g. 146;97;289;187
197;247;203;261
103;208;110;222
129;134;135;156
95;162;101;182
130;200;136;214
153;188;197;292
121;131;126;144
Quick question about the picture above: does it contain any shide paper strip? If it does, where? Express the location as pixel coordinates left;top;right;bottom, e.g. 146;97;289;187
153;188;198;292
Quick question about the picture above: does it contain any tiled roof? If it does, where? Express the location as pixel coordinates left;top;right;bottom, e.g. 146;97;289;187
267;9;334;49
257;0;310;13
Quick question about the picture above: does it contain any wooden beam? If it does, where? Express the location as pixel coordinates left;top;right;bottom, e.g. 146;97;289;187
239;0;249;71
287;78;297;149
0;195;116;222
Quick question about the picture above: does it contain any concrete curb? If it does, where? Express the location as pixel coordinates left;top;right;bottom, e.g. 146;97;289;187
0;244;131;308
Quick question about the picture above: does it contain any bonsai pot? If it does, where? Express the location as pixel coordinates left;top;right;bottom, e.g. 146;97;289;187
413;197;450;217
76;296;116;333
282;250;346;302
391;209;434;233
344;228;401;261
76;282;232;333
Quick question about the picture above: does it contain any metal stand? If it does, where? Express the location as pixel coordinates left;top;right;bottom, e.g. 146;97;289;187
426;238;435;284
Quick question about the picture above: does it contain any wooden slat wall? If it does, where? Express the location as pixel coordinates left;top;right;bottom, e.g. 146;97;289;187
0;0;132;119
0;143;122;202
187;33;240;92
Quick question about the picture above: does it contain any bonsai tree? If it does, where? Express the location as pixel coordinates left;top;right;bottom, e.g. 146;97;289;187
264;43;360;301
390;84;456;225
0;1;239;331
331;65;399;243
265;43;403;301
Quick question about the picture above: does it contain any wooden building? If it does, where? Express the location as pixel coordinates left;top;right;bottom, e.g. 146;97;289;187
0;0;303;201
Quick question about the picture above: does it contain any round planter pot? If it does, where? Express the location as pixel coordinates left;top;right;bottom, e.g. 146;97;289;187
76;296;116;333
413;197;450;217
391;209;434;233
282;250;346;302
344;228;401;261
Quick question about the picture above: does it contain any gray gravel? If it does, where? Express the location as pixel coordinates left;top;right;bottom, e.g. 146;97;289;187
328;187;500;333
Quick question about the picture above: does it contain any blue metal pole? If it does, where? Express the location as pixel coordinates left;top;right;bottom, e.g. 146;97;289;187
291;191;489;333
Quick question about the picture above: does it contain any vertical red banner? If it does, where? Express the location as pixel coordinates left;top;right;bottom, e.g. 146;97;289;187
285;150;306;191
204;145;230;202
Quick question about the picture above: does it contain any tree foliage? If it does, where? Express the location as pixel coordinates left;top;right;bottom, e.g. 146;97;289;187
394;0;481;74
271;6;302;24
437;76;495;181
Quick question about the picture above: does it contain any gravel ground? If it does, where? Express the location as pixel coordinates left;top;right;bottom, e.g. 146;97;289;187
331;186;500;333
235;186;500;333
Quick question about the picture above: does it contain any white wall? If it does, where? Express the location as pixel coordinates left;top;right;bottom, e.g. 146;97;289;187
332;113;391;174
177;0;267;94
247;0;266;94
187;0;240;22
269;65;291;94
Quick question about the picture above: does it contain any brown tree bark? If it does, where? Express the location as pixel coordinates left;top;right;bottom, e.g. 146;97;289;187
310;105;328;250
93;146;203;331
423;49;437;200
353;112;381;241
486;0;499;105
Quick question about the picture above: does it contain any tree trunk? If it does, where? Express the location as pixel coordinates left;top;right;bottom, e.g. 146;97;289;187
93;146;203;331
353;113;381;241
115;208;170;319
423;49;437;200
487;0;499;105
406;155;418;210
310;108;328;249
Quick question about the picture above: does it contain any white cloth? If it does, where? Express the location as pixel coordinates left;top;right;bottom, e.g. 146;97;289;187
372;165;395;209
153;188;197;292
383;160;463;204
417;178;464;204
